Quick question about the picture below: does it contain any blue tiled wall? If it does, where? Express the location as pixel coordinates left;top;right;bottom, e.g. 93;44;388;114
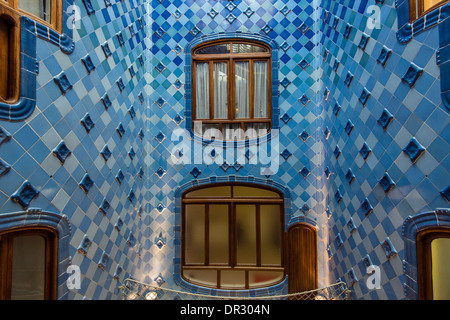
0;0;448;300
320;0;449;299
0;0;149;299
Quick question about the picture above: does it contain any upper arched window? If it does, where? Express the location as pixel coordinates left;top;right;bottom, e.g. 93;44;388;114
192;40;272;140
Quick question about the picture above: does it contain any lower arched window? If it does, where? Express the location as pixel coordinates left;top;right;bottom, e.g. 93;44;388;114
417;228;450;300
0;228;57;300
181;184;285;289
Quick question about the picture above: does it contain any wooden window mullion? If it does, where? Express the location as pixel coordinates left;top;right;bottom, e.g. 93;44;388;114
209;61;214;120
205;204;210;266
256;204;261;267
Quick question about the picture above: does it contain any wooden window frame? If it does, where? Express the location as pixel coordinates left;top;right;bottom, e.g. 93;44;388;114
416;228;450;300
409;0;450;22
1;0;62;33
0;227;58;300
181;183;285;290
192;40;273;136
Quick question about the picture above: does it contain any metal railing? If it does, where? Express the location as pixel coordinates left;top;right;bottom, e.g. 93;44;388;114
119;278;350;300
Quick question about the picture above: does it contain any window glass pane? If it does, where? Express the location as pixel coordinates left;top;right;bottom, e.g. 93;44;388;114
214;62;228;119
235;61;250;119
221;270;246;289
260;205;282;265
233;186;280;198
249;271;284;288
423;0;445;11
236;204;256;265
195;62;210;119
196;44;230;55
0;17;11;100
185;186;231;198
233;43;268;53
19;0;51;23
431;238;450;300
223;123;243;140
244;123;270;138
209;205;229;264
11;235;46;300
254;61;268;118
185;205;205;264
183;269;217;287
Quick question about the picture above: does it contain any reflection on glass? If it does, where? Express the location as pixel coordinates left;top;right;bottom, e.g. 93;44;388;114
214;62;228;119
249;271;284;288
235;61;249;119
196;62;210;119
260;205;282;265
183;269;217;287
236;204;256;265
254;61;268;118
221;270;246;289
19;0;51;23
209;205;229;264
431;238;450;299
232;43;268;53
196;44;230;54
185;205;205;264
11;235;46;300
185;186;231;198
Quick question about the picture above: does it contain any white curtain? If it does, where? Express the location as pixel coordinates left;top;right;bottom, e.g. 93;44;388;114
235;61;249;119
253;61;268;118
196;62;210;119
214;62;228;119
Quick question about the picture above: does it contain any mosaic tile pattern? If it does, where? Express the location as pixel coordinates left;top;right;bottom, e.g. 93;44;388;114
0;0;149;300
320;0;449;300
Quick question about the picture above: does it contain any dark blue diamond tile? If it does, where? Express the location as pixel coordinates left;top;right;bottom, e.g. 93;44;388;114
324;126;330;139
280;78;291;88
81;54;95;73
334;145;341;159
280;149;292;160
128;190;135;203
299;130;310;141
403;137;426;163
299;94;309;105
115;218;123;232
379;172;395;193
280;113;291;124
0;158;11;177
325;167;331;179
359;88;371;106
101;94;112;109
377;45;392;66
377;108;394;129
53;140;71;164
343;24;352;39
116;170;124;184
156;203;165;213
11;181;39;210
0;126;11;145
81;113;95;133
116;32;125;46
98;251;110;270
360;142;372;160
174;114;184;124
116;78;125;92
116;123;125;137
381;237;397;259
301;204;311;215
347;218;356;233
156;131;166;142
101;145;112;161
79;174;93;193
333;103;341;116
99;198;110;215
440;185;450;201
335;233;343;247
128;106;136;119
102;42;111;57
335;190;342;203
128;148;135;160
156;167;166;177
190;167;201;178
346;169;355;184
344;71;353;87
358;33;370;51
299;59;309;69
77;235;92;254
402;63;423;87
54;71;72;94
300;166;310;177
82;0;95;15
345;120;354;135
361;198;373;216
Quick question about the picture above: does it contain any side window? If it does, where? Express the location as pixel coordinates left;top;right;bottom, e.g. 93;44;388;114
409;0;450;22
0;228;57;300
417;229;450;300
192;40;272;140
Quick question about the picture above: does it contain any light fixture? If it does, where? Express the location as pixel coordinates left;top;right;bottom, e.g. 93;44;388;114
145;291;158;300
126;292;139;300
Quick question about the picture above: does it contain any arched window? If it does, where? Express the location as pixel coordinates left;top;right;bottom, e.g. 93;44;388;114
181;184;285;289
417;228;450;300
0;228;57;300
191;39;272;140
